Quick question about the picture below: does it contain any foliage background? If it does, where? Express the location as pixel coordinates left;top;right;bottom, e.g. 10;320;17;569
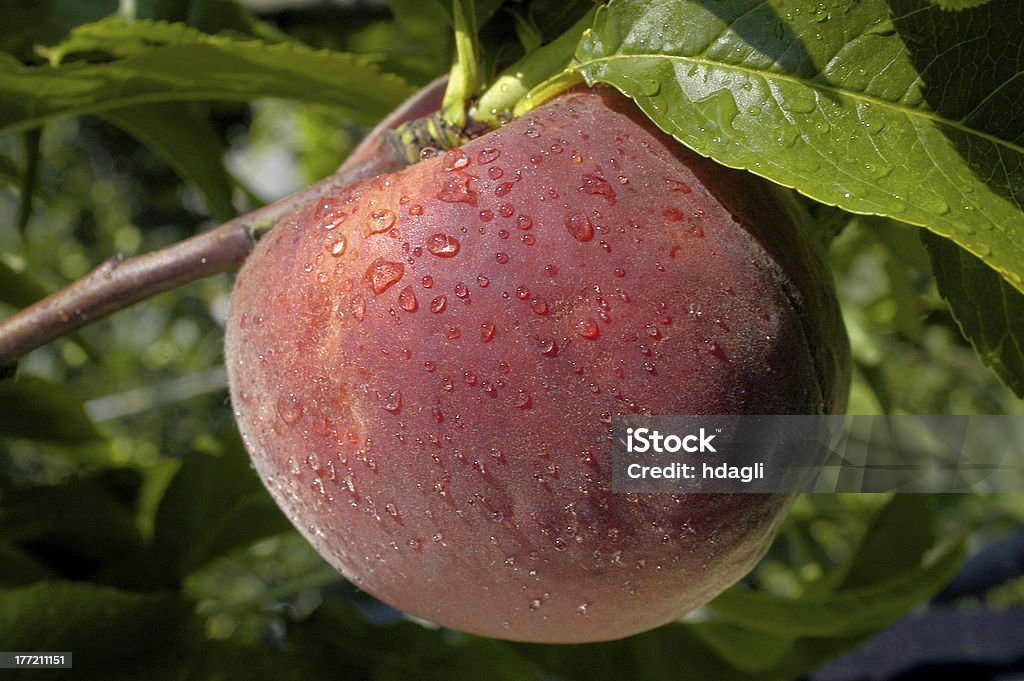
0;0;1022;679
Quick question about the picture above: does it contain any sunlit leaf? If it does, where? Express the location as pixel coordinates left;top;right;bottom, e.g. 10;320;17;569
0;19;414;136
575;0;1024;294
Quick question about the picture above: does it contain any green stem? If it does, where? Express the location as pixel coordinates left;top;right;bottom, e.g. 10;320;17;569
440;0;481;128
473;7;596;126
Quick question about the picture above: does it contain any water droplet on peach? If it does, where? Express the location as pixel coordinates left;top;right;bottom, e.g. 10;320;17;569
364;258;404;294
367;209;397;235
350;295;366;321
442;148;470;170
426;233;460;258
315;196;345;221
436;175;477;205
380;390;402;413
565;213;595;242
538;337;558;356
276;394;303;424
328;236;348;256
480;322;496;342
398;285;418;312
430;296;448;313
666;177;692;193
580;174;617;204
576;318;600;339
478;147;500;164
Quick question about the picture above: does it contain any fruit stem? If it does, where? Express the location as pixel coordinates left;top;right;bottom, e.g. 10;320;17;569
473;7;596;126
440;0;482;129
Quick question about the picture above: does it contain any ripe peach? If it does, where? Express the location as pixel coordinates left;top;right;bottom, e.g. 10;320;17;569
224;87;849;643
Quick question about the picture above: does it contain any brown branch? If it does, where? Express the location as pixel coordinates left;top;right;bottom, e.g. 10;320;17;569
0;177;307;369
0;77;449;373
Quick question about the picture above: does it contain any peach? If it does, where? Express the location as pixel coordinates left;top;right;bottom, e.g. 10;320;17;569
224;87;849;642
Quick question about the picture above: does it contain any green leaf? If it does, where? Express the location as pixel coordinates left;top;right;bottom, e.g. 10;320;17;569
526;0;599;44
388;0;454;77
0;0;116;61
0;375;104;444
0;151;19;186
0;540;54;587
0;259;51;309
0;471;152;588
829;495;941;591
475;7;597;124
0;579;338;680
153;432;292;582
708;539;965;637
155;0;295;43
100;102;237;222
574;0;1024;295
0;19;415;136
924;233;1024;397
930;0;992;9
0;582;199;671
515;624;746;681
689;622;793;673
293;600;542;681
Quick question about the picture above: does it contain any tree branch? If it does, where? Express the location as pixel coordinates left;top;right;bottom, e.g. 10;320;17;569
0;77;450;373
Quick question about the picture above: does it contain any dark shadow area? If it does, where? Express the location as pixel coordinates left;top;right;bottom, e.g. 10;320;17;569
889;0;1023;213
809;608;1024;681
701;0;818;80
